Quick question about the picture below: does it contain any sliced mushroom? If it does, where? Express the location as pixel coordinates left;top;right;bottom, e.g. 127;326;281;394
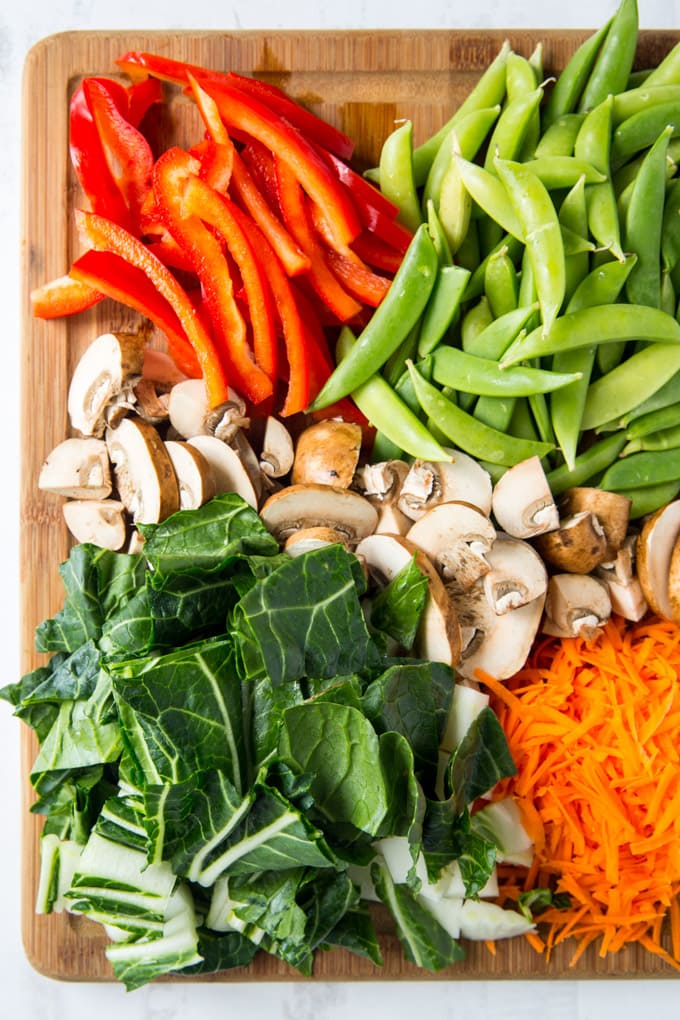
397;452;493;521
284;527;350;557
38;437;112;499
558;487;631;559
595;536;648;622
483;533;548;614
165;440;216;510
62;499;127;551
68;331;146;437
105;417;180;524
406;501;496;593
533;511;609;573
132;377;171;424
291;420;362;488
228;430;266;505
354;460;411;536
453;578;545;681
259;417;295;479
354;533;462;666
168;378;249;442
542;573;611;639
260;484;378;545
188;435;259;509
636;500;680;621
491;456;559;538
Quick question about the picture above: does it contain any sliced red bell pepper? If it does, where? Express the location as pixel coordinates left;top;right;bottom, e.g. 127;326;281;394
69;248;202;379
350;231;407;275
75;209;228;405
116;51;355;160
127;76;164;127
31;274;104;319
152;148;273;405
199;78;361;248
324;249;391;308
274;155;362;323
191;138;234;195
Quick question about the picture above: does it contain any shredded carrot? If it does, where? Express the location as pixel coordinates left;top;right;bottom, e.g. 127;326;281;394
478;614;680;970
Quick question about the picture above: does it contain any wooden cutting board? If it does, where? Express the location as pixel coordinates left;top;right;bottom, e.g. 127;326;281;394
20;26;680;984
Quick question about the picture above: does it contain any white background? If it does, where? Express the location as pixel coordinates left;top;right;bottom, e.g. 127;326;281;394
2;0;680;1016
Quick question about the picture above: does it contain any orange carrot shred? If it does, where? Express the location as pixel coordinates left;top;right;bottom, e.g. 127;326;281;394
481;614;680;970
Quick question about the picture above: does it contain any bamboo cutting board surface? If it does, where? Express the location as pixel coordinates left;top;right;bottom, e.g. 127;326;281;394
20;27;680;984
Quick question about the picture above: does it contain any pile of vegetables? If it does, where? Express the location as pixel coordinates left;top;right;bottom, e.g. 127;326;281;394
11;0;680;988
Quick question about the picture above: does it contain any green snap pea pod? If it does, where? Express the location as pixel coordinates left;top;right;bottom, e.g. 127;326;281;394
394;356;434;417
370;430;404;463
575;95;625;263
662;178;680;272
464;233;523;302
616;480;680;519
334;329;450;463
616;150;676;223
501;303;680;367
422;106;501;212
463;303;538;359
534;113;585;158
461;296;493;350
409;40;511;188
546;432;628;495
619;368;680;427
558;175;590;305
520;156;607;188
578;0;639;112
510;397;541;442
613;85;680;125
478;215;505;260
484;246;519;317
506;52;542;159
438;151;472;255
430;345;583;397
483;87;544;172
622;422;680;455
661;270;676;316
581;343;680;432
308;223;438;411
567;252;638;310
417;264;470;357
613;140;677;196
495;157;566;334
383;323;421;388
625;399;680;439
627;69;652;89
542;18;613;127
610;102;680;171
644;40;680;88
528;43;543;84
455;156;523;239
378;119;422;232
528;392;555;447
625;126;673;309
601;446;680;491
454;217;481;273
406;361;554;467
425;200;453;266
473;394;516;432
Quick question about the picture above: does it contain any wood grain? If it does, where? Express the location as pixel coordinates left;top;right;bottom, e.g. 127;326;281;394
20;27;680;983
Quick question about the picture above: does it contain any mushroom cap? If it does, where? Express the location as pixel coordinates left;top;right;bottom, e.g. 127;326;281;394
398;452;493;521
38;437;112;499
165;440;216;510
491;456;559;538
542;573;611;640
558;487;631;559
105;416;180;524
454;578;545;681
636;499;680;621
260;417;295;479
406;501;496;593
354;532;462;666
168;378;249;441
291;420;363;488
68;331;146;437
260;483;378;543
355;460;412;536
532;511;609;573
62;498;127;551
483;533;548;614
284;526;350;557
188;435;259;509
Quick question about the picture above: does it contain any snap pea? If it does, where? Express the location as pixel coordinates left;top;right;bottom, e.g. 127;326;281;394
534;113;585;158
473;394;516;432
371;430;404;463
542;18;613;127
407;361;554;466
610;101;680;171
478;215;505;260
578;0;638;112
430;345;583;397
558;175;590;305
520;156;606;188
334;329;450;463
484;246;519;317
612;84;680;124
483;87;544;172
507;51;539;99
438;151;472;254
463;303;538;360
455;156;523;239
307;223;438;411
600;446;680;491
625;399;680;439
455;217;481;272
625;126;673;308
644;40;680;88
383;323;421;388
575;95;625;263
616;480;680;519
426;200;454;265
417;264;470;357
622;422;680;455
527;392;555;447
662;178;680;272
661;270;676;315
410;39;511;188
422;105;501;212
378;119;423;232
546;432;627;495
463;233;523;301
619;368;680;427
495;157;566;333
461;296;493;350
510;396;542;442
581;343;680;432
501;303;680;366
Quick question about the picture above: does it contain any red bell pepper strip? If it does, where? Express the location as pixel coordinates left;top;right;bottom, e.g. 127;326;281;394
152;148;273;405
323;150;401;220
116;50;355;160
191;138;234;195
74;209;228;405
350;231;407;275
127;76;164;127
274;155;363;323
31;275;104;319
199;78;361;248
324;249;391;308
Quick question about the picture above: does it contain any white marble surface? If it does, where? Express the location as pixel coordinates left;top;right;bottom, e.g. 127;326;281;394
2;0;680;1015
